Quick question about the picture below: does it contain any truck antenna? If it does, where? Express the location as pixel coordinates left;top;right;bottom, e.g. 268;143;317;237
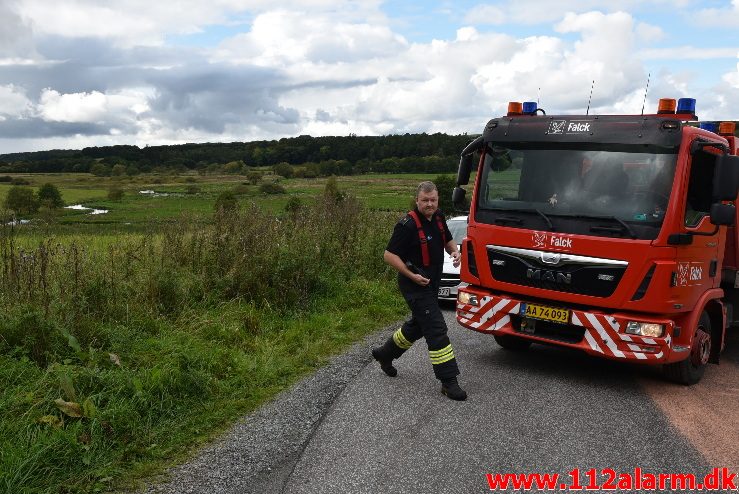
586;80;595;115
537;87;541;106
641;72;651;115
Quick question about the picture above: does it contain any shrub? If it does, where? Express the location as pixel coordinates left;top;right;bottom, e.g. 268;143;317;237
185;185;201;194
4;185;39;214
10;177;31;185
259;183;286;195
214;190;239;213
37;183;65;209
245;171;262;185
284;196;302;214
232;184;250;195
0;175;12;182
108;186;124;201
272;162;293;178
323;176;345;204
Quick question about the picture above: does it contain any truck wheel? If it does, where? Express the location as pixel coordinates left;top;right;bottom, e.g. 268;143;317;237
494;334;532;351
663;312;711;385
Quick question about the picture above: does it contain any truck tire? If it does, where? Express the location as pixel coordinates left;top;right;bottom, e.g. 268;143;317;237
663;312;711;385
494;334;532;351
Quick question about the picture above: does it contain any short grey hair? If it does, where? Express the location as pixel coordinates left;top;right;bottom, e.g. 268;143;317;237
416;181;437;198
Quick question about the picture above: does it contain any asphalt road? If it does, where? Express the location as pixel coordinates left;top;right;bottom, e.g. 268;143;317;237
142;304;739;494
281;303;739;494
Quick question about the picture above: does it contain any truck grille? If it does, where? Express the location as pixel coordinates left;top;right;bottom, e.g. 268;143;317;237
487;245;627;298
439;276;460;288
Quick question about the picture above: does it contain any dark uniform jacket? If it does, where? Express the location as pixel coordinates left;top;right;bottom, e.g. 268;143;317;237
386;208;452;300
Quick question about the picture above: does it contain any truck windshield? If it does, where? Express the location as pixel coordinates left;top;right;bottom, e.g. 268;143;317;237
476;144;678;239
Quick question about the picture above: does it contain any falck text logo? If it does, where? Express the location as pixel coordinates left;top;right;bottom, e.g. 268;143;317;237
547;120;592;135
531;232;573;250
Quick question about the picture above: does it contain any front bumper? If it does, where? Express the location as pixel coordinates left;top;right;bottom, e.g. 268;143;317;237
456;289;675;363
438;276;467;300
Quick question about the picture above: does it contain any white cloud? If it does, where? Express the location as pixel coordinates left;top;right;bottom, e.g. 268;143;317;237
693;0;739;28
38;88;151;124
16;0;387;46
0;84;33;116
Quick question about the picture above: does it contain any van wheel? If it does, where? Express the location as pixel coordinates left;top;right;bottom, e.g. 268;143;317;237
494;334;532;351
664;312;711;385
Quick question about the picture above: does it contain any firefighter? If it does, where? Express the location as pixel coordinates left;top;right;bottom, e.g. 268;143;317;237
372;181;467;401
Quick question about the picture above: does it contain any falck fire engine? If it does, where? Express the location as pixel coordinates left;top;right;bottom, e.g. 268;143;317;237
452;98;739;384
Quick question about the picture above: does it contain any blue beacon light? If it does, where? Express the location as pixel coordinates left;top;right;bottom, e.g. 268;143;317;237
522;102;538;115
699;122;718;133
676;97;696;114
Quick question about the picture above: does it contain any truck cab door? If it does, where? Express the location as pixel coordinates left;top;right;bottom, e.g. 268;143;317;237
672;143;722;302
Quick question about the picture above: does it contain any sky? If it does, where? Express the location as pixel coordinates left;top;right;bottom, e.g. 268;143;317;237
0;0;737;155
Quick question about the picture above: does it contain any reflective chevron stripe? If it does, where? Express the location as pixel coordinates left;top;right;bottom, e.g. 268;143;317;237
429;345;455;365
392;328;413;349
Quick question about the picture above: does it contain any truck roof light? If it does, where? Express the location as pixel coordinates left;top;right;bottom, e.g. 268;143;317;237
507;102;523;116
657;98;676;114
522;101;537;115
719;121;736;136
699;122;718;133
676;97;696;115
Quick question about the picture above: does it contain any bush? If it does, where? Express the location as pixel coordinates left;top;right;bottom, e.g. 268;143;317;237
0;175;12;182
214;190;239;213
272;162;293;178
108;186;124;201
284;196;302;214
37;183;65;209
323;176;345;204
245;171;262;185
185;185;201;194
4;185;39;214
232;184;250;195
259;183;286;195
10;177;31;186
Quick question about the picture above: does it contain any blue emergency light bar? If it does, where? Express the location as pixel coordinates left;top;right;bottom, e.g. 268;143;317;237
677;98;696;114
699;122;718;133
522;102;538;114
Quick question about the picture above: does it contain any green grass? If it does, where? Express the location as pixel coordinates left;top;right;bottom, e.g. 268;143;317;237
0;193;412;493
2;172;462;233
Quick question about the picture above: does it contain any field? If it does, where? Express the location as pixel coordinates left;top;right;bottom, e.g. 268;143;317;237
0;171;466;494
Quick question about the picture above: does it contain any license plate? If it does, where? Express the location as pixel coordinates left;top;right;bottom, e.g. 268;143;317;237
520;303;569;324
438;287;451;297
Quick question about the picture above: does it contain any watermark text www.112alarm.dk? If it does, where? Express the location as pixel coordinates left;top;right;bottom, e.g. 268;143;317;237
485;467;737;491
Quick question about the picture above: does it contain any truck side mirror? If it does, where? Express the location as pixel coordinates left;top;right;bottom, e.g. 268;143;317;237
712;154;739;201
452;187;466;209
457;154;473;186
710;203;735;226
457;136;484;186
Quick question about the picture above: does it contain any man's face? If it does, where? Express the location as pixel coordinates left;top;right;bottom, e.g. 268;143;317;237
416;189;439;218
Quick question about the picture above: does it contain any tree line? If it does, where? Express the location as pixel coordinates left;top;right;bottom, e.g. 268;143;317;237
0;133;477;176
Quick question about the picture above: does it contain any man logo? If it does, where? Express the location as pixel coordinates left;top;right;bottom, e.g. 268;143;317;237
526;268;572;284
547;120;566;135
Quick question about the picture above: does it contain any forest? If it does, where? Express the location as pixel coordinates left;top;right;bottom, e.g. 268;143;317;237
0;133;477;176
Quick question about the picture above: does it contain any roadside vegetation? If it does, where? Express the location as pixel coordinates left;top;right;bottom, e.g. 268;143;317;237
0;171;472;494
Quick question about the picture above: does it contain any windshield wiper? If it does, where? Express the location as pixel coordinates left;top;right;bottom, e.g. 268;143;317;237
489;207;555;231
546;213;638;239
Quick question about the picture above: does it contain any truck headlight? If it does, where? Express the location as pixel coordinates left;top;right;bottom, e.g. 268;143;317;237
458;292;479;306
625;321;664;337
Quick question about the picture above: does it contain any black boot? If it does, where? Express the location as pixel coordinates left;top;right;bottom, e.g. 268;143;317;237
371;347;397;377
441;377;467;401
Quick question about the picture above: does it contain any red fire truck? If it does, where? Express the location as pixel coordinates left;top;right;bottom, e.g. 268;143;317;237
453;98;739;384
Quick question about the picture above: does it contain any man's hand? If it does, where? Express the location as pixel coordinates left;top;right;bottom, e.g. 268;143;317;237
411;273;430;286
450;251;461;268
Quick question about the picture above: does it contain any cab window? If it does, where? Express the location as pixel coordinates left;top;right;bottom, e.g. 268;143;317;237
684;149;717;227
